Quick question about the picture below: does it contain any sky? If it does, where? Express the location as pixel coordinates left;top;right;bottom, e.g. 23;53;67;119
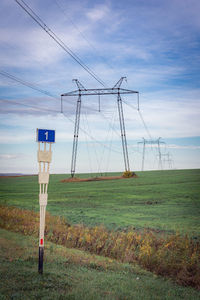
0;0;200;174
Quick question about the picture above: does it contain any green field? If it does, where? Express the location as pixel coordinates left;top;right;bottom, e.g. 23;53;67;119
0;169;200;235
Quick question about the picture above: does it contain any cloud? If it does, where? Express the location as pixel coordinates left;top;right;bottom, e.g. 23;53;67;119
0;3;106;69
0;26;68;68
167;144;200;150
133;143;200;150
0;97;61;116
0;154;21;160
0;0;200;175
0;0;198;95
86;4;110;21
1;86;200;142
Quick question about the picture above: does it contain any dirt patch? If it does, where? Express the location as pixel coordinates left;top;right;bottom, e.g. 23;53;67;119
0;174;36;178
61;174;138;183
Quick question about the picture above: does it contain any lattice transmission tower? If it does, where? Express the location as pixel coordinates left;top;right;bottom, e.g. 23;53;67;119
138;137;166;171
161;152;174;169
61;77;139;177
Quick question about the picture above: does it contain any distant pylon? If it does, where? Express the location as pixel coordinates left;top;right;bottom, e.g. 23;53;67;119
161;152;174;169
138;137;165;171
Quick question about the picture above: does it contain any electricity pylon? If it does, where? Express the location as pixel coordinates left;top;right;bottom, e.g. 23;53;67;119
161;152;174;169
138;137;165;171
61;77;139;177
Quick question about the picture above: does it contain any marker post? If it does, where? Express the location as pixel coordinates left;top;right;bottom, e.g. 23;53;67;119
36;129;55;274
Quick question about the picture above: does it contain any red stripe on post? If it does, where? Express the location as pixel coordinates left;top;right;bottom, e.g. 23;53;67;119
40;238;43;245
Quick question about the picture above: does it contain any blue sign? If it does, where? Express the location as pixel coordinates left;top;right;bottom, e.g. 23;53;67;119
37;129;55;143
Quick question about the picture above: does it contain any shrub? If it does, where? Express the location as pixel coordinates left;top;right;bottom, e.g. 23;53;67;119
0;205;200;290
122;171;136;178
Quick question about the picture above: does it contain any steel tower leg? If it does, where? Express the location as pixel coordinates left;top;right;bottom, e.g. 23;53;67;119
158;138;163;170
142;138;146;171
117;93;130;172
71;94;81;177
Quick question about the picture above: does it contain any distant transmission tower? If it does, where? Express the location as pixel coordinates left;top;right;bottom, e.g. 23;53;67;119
138;137;165;171
61;77;139;177
161;152;174;169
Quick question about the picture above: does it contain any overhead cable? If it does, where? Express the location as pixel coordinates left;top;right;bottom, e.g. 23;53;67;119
14;0;106;87
13;0;155;157
0;99;60;113
0;98;121;155
14;0;153;144
138;110;152;140
0;70;99;113
54;0;115;72
0;70;59;101
62;112;121;154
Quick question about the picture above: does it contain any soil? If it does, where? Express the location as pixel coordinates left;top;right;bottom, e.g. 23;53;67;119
0;174;36;178
61;174;138;183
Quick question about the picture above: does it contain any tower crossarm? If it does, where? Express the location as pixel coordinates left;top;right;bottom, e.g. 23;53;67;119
138;139;165;145
113;77;127;88
61;88;138;97
72;79;86;91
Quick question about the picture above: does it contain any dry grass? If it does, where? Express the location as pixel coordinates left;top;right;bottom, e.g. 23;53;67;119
0;205;200;289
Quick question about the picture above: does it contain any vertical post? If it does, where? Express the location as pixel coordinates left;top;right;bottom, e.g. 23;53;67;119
37;129;55;274
98;94;101;112
38;142;49;274
141;138;146;171
71;94;81;177
137;92;140;111
61;96;63;113
38;192;46;274
157;138;163;170
117;92;130;172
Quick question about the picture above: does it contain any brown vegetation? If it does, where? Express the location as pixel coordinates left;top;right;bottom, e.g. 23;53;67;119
122;170;137;178
0;205;199;289
61;172;137;183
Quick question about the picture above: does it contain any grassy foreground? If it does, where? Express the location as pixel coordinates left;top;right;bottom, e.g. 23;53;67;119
0;169;200;235
1;206;200;290
1;228;200;300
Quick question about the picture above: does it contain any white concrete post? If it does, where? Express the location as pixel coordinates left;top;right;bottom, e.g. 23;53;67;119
37;129;55;274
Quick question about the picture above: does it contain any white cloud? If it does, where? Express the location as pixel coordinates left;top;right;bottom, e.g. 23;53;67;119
0;0;200;173
167;144;200;150
1;87;200;144
0;154;21;159
86;4;110;21
129;89;200;139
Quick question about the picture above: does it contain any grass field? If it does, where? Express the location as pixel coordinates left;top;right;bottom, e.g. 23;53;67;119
0;169;200;298
1;228;200;300
0;169;200;235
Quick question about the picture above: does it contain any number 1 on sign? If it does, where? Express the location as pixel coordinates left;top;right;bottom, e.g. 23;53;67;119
45;131;48;140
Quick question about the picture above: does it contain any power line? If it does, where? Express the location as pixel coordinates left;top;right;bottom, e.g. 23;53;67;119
62;112;121;154
14;0;154;145
0;70;60;101
122;99;138;111
121;92;152;140
138;110;152;140
0;99;60;114
14;0;106;87
0;98;121;155
0;70;99;113
54;0;115;72
56;0;145;149
13;0;158;167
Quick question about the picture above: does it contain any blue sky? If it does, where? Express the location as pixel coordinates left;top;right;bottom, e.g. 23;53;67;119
0;0;200;174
